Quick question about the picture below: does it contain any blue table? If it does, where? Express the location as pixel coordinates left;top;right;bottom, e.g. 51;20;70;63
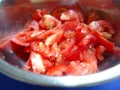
0;73;120;90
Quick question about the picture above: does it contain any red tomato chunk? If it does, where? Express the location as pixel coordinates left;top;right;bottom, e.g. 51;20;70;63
10;5;116;76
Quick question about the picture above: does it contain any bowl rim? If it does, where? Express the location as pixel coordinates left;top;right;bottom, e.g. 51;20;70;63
0;59;120;87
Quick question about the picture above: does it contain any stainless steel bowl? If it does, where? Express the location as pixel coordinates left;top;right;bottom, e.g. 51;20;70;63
0;0;120;87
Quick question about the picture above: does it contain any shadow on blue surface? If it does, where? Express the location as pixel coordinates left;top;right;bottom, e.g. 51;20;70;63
0;73;120;90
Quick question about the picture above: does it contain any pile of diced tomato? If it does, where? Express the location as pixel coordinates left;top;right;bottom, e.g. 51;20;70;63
10;5;115;76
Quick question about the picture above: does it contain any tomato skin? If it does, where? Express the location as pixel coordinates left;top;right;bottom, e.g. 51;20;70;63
93;31;115;52
75;23;90;44
11;30;45;47
78;35;97;51
32;9;48;21
62;21;78;31
32;9;41;21
64;45;80;61
11;32;30;47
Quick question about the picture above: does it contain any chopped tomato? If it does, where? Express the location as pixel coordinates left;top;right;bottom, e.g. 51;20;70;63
50;5;68;19
24;20;39;31
37;29;59;40
78;35;97;50
46;64;67;76
11;32;30;47
64;30;75;38
96;45;106;61
23;52;46;74
59;37;76;57
67;61;84;75
93;31;115;52
32;9;48;21
31;41;50;58
89;20;115;34
80;49;97;62
62;21;78;31
67;60;97;75
5;4;116;76
75;23;90;44
79;49;98;73
25;30;45;42
64;45;80;61
60;10;84;22
31;42;60;60
45;30;64;47
39;14;61;29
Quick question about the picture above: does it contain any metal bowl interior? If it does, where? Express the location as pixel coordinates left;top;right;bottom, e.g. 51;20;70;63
0;0;120;87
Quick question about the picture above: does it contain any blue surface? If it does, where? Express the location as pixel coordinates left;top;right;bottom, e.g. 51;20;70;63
0;73;120;90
